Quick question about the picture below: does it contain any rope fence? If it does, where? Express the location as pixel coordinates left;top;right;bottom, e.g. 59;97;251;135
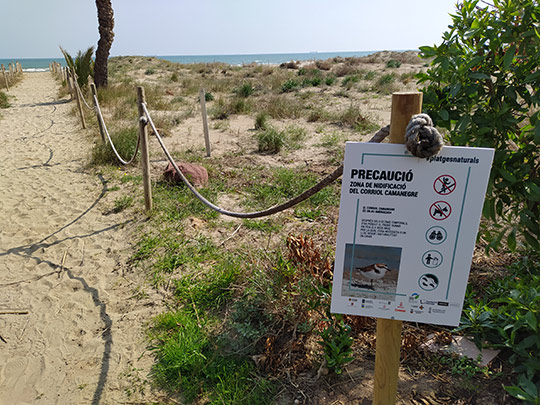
53;70;444;218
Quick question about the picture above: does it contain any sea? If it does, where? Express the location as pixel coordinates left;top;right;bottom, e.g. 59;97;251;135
0;50;380;72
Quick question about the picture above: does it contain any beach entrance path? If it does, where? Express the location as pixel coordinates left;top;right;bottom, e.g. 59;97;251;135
0;72;159;404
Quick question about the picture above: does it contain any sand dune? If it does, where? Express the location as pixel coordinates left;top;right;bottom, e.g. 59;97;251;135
0;72;160;404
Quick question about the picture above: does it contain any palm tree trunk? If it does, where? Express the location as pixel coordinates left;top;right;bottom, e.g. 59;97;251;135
94;0;114;88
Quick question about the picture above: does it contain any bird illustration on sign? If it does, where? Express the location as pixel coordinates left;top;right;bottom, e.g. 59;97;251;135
351;263;392;290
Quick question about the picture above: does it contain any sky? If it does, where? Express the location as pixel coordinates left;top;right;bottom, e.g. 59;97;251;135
1;1;458;59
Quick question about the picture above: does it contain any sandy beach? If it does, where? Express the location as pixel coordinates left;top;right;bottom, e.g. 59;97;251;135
0;72;160;404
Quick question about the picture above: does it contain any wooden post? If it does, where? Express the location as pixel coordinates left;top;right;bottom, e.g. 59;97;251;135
373;91;422;405
199;88;211;157
90;83;106;143
1;64;8;90
66;68;73;100
137;86;153;212
72;69;86;129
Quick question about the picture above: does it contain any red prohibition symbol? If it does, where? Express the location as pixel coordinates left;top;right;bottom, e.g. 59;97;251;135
434;174;456;195
429;201;451;220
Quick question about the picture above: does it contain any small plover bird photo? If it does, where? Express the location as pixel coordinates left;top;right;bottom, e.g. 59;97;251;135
354;263;391;290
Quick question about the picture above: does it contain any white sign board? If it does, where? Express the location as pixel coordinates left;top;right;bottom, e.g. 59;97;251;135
331;143;494;326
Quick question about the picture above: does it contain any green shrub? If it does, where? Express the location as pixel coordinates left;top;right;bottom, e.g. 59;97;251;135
325;75;336;86
204;91;214;101
229;97;251;114
91;126;139;165
307;107;330;123
210;97;229;120
418;0;540;250
170;72;179;82
386;59;402;68
318;312;354;374
112;196;133;213
374;73;397;94
342;74;359;89
377;73;395;85
338;105;377;132
457;255;540;401
254;112;269;130
235;82;255;98
281;79;299;92
364;70;377;80
260;95;302;119
285;125;308;149
257;127;285;154
145;68;155;75
0;91;9;108
302;77;322;87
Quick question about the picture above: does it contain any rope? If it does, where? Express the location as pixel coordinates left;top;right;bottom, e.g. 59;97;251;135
74;81;94;111
405;113;444;158
94;94;141;165
142;102;394;219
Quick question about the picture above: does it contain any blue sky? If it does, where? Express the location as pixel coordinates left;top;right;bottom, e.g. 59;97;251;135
1;1;457;58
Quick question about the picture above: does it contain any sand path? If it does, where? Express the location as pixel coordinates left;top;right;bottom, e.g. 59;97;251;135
0;72;159;404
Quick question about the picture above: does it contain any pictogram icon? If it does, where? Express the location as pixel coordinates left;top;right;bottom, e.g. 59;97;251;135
434;175;456;195
429;201;451;220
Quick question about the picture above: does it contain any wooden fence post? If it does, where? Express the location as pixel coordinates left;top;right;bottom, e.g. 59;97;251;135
66;68;73;100
72;68;86;129
137;86;153;212
90;83;106;143
373;91;422;405
199;88;211;157
1;64;8;90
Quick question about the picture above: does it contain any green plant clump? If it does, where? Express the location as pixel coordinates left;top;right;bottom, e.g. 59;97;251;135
317;311;354;375
235;82;255;98
0;91;10;108
281;79;299;93
418;0;540;251
91;126;139;165
254;112;269;130
256;127;285;154
386;59;402;68
458;255;540;401
60;45;94;88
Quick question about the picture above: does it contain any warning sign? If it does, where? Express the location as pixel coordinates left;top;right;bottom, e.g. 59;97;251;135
434;175;456;195
331;143;494;326
429;201;451;220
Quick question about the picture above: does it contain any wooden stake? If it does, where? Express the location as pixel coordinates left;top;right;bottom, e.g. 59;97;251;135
137;86;153;212
199;88;211;157
72;68;86;129
90;83;106;143
66;68;73;100
373;91;422;405
1;64;8;90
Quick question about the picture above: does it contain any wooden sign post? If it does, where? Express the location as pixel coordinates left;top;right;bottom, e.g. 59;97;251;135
373;92;422;405
331;91;493;404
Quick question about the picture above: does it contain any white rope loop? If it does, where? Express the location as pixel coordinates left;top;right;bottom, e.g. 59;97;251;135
74;81;94;111
405;113;444;158
94;94;141;165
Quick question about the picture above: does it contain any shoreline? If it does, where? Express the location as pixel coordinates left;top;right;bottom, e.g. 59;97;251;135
3;49;419;71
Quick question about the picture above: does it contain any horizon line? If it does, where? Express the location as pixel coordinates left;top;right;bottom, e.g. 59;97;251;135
1;48;418;60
